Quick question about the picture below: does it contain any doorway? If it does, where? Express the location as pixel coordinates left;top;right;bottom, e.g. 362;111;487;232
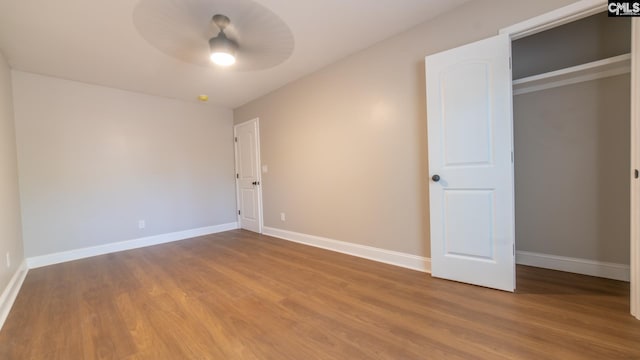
500;1;638;318
234;118;263;233
510;12;631;280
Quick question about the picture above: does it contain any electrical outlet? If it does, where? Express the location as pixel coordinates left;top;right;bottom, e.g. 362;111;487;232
280;213;286;221
138;220;146;229
5;252;10;268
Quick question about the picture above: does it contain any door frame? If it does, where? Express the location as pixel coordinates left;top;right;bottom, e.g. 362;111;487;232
630;17;639;319
233;117;264;234
500;0;639;319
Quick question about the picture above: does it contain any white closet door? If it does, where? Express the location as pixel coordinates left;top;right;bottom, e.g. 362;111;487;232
426;34;515;292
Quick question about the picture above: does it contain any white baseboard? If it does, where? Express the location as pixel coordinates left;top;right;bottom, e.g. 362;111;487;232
0;260;28;331
27;222;238;269
516;250;630;282
262;227;430;273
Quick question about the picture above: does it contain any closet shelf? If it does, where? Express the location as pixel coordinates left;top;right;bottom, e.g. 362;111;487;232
513;53;631;95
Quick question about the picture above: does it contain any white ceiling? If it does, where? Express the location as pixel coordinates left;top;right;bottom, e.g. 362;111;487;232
0;0;468;109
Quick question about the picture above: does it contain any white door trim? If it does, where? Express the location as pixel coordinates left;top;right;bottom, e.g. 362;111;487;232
500;0;638;319
234;118;264;233
499;0;605;39
631;18;640;320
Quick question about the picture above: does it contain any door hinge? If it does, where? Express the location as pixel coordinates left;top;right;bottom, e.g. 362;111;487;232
234;137;238;142
509;57;512;70
238;210;241;215
236;173;239;179
513;243;515;257
635;169;639;179
511;151;514;163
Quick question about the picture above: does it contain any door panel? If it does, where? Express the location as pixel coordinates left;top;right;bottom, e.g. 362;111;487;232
444;190;495;259
239;132;257;177
241;188;257;219
442;63;493;166
426;34;515;292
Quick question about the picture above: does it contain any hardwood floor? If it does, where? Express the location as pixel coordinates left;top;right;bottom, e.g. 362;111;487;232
1;230;639;359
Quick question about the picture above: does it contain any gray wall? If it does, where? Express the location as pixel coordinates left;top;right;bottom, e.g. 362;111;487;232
514;74;630;264
234;0;575;257
512;12;630;79
0;52;24;290
12;71;237;257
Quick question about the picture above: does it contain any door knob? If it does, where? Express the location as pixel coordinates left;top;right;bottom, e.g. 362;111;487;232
432;174;440;182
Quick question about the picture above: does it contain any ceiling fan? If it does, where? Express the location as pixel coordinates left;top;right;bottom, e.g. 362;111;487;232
208;14;238;66
133;0;294;71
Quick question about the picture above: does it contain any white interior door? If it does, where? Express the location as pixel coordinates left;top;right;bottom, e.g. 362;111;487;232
426;34;515;292
234;118;262;233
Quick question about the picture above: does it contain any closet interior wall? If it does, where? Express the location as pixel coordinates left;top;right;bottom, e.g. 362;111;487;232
512;13;632;268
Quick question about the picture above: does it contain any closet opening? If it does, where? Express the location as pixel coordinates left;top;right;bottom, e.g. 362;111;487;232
510;12;632;283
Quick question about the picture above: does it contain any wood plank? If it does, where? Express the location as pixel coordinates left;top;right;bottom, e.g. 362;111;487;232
1;229;639;359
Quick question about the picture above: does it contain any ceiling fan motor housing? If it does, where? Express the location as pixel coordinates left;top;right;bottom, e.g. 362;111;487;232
212;14;231;30
209;30;238;55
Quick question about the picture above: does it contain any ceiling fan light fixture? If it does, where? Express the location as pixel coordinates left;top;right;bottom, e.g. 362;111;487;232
209;15;238;67
210;51;236;66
